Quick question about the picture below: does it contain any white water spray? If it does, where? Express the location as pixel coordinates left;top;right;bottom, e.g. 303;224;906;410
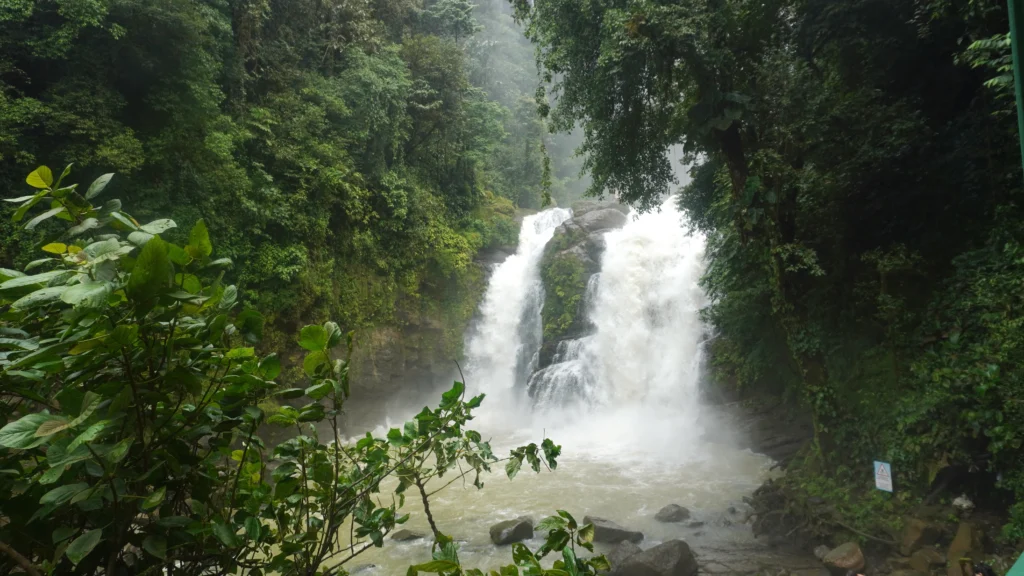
464;208;571;410
527;196;710;462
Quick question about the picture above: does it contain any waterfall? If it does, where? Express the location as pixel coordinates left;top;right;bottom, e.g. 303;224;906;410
467;192;709;461
532;195;709;462
464;208;571;406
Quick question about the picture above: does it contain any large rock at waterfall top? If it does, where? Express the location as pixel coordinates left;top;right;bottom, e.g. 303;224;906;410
822;542;865;576
490;517;534;545
577;207;628;233
536;201;631;363
655;504;691;523
613;540;698;576
571;199;630;218
584;516;644;544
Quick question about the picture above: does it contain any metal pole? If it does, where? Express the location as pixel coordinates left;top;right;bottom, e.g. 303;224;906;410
1008;0;1024;175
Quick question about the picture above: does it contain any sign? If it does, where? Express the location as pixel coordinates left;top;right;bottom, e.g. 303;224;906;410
874;461;893;492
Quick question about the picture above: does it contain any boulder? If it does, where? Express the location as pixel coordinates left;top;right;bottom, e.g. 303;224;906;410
490;517;534;545
813;546;831;561
572;200;630;218
584;516;644;544
607;541;643;571
391;529;426;542
726;503;755;524
655;504;691;523
823;542;865;576
614;540;698;576
910;547;945;572
901;517;942;556
576;208;628;234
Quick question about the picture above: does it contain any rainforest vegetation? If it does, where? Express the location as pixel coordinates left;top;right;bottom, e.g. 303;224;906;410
5;0;1024;573
512;0;1024;544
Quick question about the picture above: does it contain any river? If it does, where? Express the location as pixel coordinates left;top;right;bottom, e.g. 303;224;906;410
340;198;818;574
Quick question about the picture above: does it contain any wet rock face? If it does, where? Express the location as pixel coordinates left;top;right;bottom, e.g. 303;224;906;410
584;516;645;544
909;547;945;572
606;541;644;572
900;517;942;556
576;207;628;234
614;539;698;576
655;504;692;523
489;517;534;545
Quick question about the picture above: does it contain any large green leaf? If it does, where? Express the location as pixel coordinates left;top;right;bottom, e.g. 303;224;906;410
61;281;113;308
188;218;213;258
67;217;99;237
0;413;62;449
407;560;461;574
213;521;239;547
26;166;53;189
126;237;171;302
299;325;328;351
140;218;176;234
0;269;71;290
40;483;89;505
85;173;114;199
142;535;167;559
12;286;67;310
65;529;102;565
25;207;67;230
34;418;72;437
142;486;166;510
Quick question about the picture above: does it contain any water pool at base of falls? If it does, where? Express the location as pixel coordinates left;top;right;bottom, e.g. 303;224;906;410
339;429;775;574
334;197;811;574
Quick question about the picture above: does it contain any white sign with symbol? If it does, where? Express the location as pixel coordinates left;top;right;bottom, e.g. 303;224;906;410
874;461;893;492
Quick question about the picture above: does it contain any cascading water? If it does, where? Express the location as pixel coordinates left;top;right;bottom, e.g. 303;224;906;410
350;191;784;574
463;208;571;412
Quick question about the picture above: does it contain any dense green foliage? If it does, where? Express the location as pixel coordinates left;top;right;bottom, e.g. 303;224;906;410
0;0;584;347
0;168;568;575
513;0;1024;539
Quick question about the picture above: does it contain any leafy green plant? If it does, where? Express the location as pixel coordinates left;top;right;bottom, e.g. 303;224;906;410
0;166;561;576
407;510;610;576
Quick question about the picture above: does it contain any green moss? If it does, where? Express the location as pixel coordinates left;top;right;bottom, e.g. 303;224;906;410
540;252;587;342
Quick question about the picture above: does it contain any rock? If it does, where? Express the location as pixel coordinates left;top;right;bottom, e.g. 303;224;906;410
900;517;942;556
910;547;945;572
576;208;628;233
945;522;983;576
572;200;630;218
813;546;831;561
489;517;534;545
391;529;425;542
655;504;692;523
614;540;698;576
607;541;643;570
822;542;865;576
584;516;644;544
726;502;755;524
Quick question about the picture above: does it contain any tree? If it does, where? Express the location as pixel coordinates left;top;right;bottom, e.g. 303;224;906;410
0;166;560;575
